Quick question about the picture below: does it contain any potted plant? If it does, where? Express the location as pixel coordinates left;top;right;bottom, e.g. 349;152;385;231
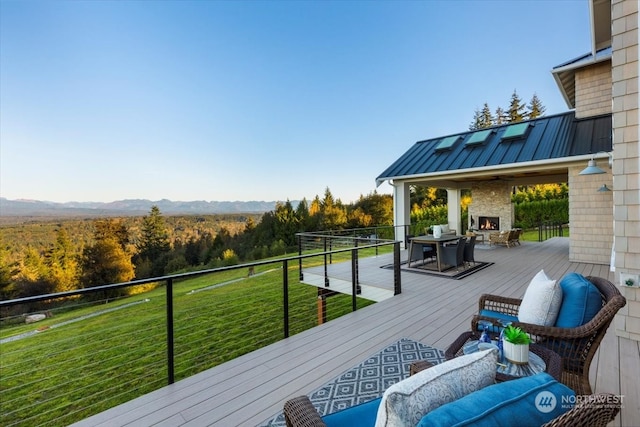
502;325;531;364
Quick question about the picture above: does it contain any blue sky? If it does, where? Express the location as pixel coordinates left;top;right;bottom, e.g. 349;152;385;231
0;0;591;204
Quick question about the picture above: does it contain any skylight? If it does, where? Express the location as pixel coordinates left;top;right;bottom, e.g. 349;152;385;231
435;135;461;151
465;129;492;146
501;123;531;140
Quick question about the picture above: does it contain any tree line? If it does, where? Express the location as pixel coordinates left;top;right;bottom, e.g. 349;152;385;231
0;184;569;302
469;90;546;130
0;189;393;301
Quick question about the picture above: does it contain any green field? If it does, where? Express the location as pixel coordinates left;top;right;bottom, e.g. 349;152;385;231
0;257;376;427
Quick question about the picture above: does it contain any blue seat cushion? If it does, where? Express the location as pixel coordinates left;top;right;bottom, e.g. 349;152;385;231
322;397;381;427
417;373;575;427
477;310;519;333
555;273;602;328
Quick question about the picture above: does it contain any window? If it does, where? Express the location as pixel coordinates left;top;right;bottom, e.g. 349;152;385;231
466;129;492;146
501;123;531;140
435;135;461;151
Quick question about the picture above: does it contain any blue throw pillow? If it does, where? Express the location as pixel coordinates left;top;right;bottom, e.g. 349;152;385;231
417;373;575;427
555;273;602;328
322;397;381;427
477;310;518;333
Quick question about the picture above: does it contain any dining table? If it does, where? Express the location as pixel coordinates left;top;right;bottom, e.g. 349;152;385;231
408;234;462;272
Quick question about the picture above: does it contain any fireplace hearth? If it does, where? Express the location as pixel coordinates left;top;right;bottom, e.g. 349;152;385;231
478;216;500;231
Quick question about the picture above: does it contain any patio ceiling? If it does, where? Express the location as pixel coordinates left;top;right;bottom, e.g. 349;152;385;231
376;111;612;189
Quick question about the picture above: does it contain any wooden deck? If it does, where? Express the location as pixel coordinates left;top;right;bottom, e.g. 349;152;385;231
72;238;639;427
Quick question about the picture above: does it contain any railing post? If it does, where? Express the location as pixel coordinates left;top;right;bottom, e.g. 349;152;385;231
354;237;359;286
298;234;304;280
324;237;329;287
351;248;358;311
538;222;543;242
166;278;175;385
283;259;289;338
393;241;402;295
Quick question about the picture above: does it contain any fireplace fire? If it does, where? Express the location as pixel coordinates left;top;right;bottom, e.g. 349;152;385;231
478;216;500;231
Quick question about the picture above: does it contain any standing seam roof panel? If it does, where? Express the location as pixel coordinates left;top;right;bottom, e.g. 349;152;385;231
375;111;613;183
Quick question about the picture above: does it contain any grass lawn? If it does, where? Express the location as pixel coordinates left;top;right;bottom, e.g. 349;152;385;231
0;258;376;427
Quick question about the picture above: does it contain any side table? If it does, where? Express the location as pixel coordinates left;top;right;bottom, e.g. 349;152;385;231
445;331;562;383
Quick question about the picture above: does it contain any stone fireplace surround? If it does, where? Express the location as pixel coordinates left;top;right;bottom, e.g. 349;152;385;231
467;181;514;233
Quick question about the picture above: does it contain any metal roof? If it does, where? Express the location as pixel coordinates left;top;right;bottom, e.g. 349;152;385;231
376;111;612;186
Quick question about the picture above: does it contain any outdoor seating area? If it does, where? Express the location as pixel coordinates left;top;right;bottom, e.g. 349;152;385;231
284;365;619;427
471;273;626;395
407;234;477;273
283;270;626;427
488;228;522;248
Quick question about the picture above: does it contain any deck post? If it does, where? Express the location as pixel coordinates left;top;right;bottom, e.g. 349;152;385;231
166;278;175;385
394;242;402;295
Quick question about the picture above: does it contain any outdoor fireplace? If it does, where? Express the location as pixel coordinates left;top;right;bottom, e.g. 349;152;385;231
478;216;500;231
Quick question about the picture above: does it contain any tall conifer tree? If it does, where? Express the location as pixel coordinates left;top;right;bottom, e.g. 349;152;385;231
507;90;526;122
527;93;546;119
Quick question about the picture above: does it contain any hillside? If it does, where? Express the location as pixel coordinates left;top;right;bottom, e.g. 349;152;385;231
0;197;288;222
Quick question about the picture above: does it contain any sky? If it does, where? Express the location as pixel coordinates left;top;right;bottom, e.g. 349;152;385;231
0;0;592;204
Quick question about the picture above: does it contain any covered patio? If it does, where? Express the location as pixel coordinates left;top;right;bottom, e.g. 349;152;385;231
72;238;639;427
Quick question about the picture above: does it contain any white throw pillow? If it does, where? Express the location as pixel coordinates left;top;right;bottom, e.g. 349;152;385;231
518;270;563;326
440;224;450;233
374;349;497;427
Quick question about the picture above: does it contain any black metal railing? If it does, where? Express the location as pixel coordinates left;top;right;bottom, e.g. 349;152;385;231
0;238;401;427
537;221;566;241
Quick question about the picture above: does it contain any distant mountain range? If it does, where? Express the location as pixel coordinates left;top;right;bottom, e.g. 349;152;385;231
0;197;285;218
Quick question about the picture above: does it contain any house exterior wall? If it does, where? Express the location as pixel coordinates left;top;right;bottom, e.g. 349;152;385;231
575;62;613;118
611;0;639;341
568;166;614;264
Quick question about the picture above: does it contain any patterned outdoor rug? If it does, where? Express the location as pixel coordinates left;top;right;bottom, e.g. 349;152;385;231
260;338;445;426
381;260;494;280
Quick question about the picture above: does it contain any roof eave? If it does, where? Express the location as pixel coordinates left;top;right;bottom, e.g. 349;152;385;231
378;153;612;185
551;52;612;109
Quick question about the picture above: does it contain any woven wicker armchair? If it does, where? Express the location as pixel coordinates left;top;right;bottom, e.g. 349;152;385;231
509;228;523;246
488;230;516;247
283;390;620;427
471;276;626;395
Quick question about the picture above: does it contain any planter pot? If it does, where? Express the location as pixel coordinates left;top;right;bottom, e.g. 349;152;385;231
433;225;442;238
503;341;529;365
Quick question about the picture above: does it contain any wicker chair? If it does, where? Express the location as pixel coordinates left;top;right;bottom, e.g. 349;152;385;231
283;389;620;427
509;228;523;246
488;230;514;247
471;276;626;395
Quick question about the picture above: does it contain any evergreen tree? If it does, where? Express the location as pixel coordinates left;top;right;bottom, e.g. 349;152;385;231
494;107;506;125
0;239;15;299
469;108;483;131
479;103;493;128
46;228;79;292
80;219;134;288
469;91;545;128
135;206;171;277
307;195;322;231
94;219;130;250
320;188;347;230
507;90;526;122
527;93;546;119
274;200;298;247
295;198;311;231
